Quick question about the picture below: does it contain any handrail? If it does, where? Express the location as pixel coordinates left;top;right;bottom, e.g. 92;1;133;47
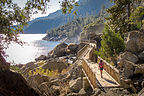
82;59;97;89
77;45;88;59
79;42;120;89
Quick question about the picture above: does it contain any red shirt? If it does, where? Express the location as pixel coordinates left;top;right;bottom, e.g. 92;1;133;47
99;62;104;68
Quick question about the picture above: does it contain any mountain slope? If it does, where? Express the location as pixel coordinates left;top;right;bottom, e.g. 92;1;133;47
24;0;112;34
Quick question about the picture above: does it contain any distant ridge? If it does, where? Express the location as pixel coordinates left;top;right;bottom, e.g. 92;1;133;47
24;0;112;34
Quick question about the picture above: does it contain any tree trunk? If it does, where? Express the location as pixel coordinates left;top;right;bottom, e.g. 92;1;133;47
128;2;131;31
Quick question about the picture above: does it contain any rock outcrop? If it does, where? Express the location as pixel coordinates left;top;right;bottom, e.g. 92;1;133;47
0;70;39;96
35;55;47;61
0;54;10;70
69;77;82;93
48;42;68;57
41;60;68;73
125;31;144;53
48;42;78;58
27;74;57;96
118;30;144;92
21;62;38;77
67;43;78;54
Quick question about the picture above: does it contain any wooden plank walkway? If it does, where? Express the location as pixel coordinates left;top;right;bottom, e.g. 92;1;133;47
86;60;120;88
81;44;120;89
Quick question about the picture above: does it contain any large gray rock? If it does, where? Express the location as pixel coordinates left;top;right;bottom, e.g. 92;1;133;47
78;88;87;96
138;51;144;61
38;82;50;95
37;82;60;96
92;88;101;96
67;43;78;54
41;60;68;73
126;31;144;53
122;61;134;79
83;77;91;91
51;85;60;95
0;54;10;70
27;74;50;89
134;64;144;74
35;55;47;61
69;77;82;93
48;42;68;57
118;52;139;64
21;62;38;77
0;70;39;96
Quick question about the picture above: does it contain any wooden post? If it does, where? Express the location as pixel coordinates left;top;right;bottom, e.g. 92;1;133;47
81;65;83;89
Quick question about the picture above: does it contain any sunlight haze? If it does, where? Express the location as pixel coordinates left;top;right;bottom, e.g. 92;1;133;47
12;0;62;19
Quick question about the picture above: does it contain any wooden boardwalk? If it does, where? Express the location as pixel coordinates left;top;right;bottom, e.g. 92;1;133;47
79;44;120;89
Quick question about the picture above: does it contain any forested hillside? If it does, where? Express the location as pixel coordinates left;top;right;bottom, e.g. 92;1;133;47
24;0;112;34
43;15;100;43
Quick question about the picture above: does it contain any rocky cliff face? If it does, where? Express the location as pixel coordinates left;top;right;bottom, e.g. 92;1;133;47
80;23;104;42
118;30;144;93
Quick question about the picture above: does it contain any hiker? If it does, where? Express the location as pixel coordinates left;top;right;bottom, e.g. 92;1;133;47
99;60;104;78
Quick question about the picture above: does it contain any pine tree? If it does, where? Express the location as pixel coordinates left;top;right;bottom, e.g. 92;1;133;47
96;23;125;66
106;0;142;35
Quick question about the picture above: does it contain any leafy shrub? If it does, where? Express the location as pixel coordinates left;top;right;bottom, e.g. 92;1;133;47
129;6;144;30
29;67;59;77
10;65;22;73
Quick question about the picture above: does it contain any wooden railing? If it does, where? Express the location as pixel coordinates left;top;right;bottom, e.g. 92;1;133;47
77;45;88;59
82;59;97;89
98;57;120;83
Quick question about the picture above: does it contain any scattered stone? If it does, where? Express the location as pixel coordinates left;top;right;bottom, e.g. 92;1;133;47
69;77;82;93
92;88;101;96
83;77;91;91
118;52;139;64
67;93;79;96
35;55;47;61
21;62;37;77
134;65;144;74
138;88;144;96
138;51;144;61
27;74;50;89
51;85;60;95
41;60;68;73
78;88;87;96
122;61;134;79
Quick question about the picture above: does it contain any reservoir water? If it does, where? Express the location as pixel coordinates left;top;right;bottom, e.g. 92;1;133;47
4;34;60;64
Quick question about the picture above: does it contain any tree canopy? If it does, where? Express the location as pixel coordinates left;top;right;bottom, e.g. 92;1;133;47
106;0;143;35
0;0;77;56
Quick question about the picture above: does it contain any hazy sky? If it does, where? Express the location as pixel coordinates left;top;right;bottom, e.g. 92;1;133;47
12;0;62;19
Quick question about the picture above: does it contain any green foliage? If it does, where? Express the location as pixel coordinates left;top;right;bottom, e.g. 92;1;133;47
10;65;22;73
95;24;125;61
106;0;143;35
29;67;58;77
130;6;144;29
60;0;79;14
